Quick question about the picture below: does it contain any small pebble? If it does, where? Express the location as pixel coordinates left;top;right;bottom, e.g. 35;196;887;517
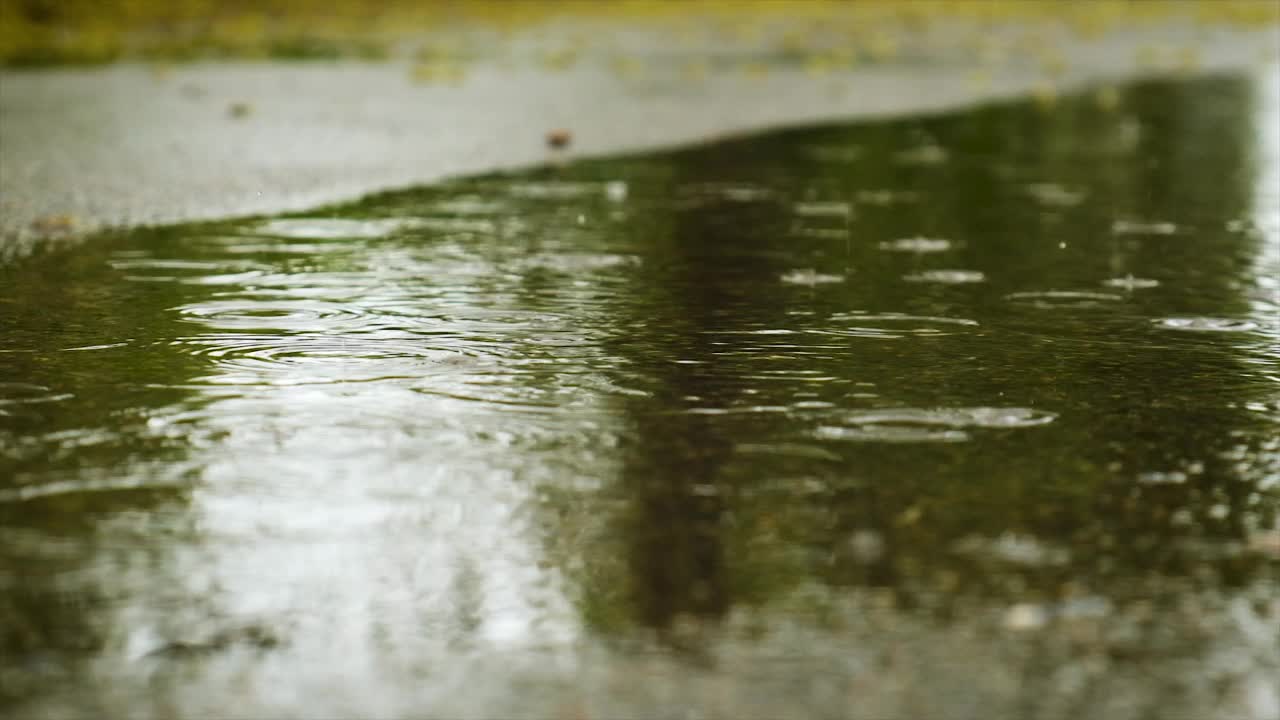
546;129;572;149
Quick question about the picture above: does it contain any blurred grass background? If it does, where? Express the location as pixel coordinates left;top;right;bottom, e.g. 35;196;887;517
1;0;1277;67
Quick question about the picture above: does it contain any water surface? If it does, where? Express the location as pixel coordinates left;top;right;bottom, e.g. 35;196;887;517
2;71;1279;719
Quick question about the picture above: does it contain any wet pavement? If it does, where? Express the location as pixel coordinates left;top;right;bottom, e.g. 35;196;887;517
2;69;1279;719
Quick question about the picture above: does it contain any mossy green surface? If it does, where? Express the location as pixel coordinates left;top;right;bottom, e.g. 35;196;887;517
2;0;1277;67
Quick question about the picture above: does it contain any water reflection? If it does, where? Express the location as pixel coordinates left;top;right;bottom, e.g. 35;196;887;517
2;70;1278;718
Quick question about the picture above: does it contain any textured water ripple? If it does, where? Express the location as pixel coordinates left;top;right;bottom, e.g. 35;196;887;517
815;407;1058;443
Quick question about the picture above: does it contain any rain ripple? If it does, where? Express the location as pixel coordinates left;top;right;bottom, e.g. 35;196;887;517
169;335;496;386
1025;183;1087;207
1005;290;1125;308
814;407;1057;443
110;256;268;284
1111;219;1178;236
1154;317;1261;332
879;237;952;253
0;383;74;410
822;312;978;338
1102;276;1161;290
781;269;845;286
903;270;987;284
174;300;370;331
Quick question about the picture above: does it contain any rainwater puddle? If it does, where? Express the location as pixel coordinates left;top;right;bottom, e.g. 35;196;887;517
2;72;1279;720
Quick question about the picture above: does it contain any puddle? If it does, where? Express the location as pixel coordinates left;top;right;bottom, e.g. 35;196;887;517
2;72;1278;720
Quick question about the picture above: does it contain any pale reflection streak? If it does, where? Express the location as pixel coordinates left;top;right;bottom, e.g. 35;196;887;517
104;225;608;689
1252;64;1280;316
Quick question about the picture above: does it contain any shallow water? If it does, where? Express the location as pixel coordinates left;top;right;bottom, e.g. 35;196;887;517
2;71;1279;719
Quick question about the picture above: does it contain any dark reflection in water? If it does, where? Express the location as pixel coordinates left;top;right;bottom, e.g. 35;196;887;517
2;71;1278;718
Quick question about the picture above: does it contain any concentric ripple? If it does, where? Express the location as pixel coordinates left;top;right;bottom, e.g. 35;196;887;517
1112;219;1179;236
780;269;845;285
1154;317;1262;332
843;407;1058;428
175;300;370;331
0;382;74;408
1102;276;1161;290
903;270;987;284
815;407;1058;443
169;334;496;386
822;312;978;338
1005;290;1125;308
815;425;971;443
